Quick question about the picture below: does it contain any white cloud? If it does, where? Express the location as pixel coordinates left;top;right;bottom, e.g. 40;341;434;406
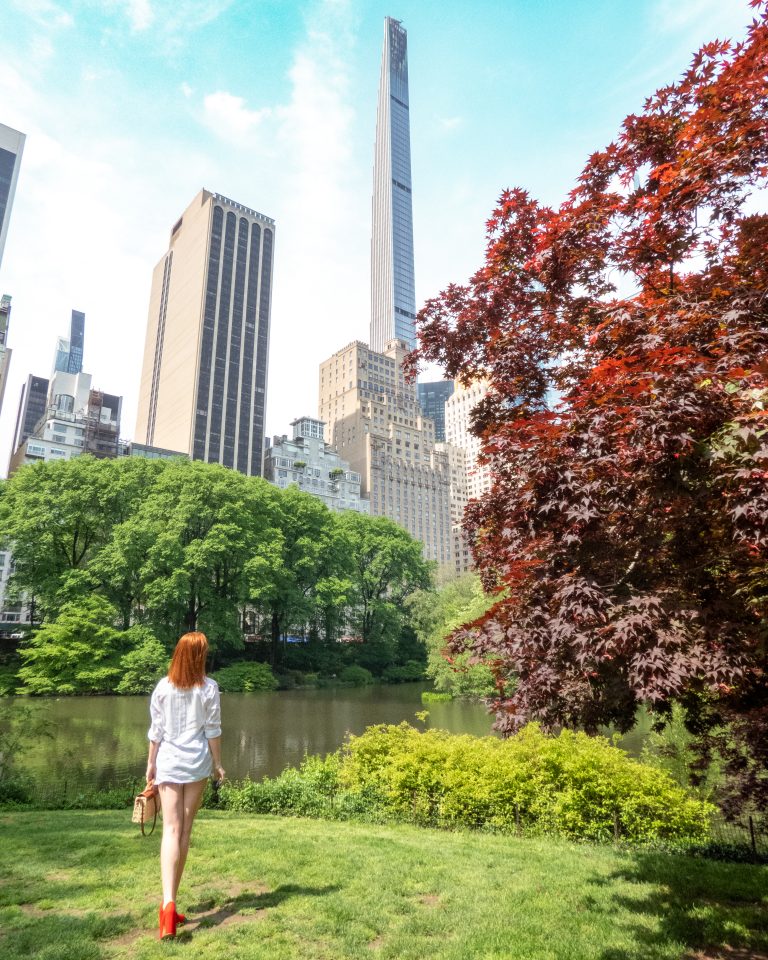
439;116;463;131
124;0;154;32
181;81;194;98
11;0;74;29
652;0;753;39
202;92;272;143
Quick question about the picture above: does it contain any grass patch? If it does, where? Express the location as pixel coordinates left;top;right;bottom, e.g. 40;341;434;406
0;810;765;959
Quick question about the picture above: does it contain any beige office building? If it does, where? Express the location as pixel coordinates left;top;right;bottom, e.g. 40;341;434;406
445;379;492;502
136;189;274;475
319;339;452;566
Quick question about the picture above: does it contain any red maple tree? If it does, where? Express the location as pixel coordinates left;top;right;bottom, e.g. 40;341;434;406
410;2;768;810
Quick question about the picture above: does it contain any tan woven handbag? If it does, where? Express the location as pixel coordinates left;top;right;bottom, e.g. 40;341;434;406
132;781;160;836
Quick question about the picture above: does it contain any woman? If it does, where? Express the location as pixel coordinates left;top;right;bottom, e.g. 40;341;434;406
146;631;225;940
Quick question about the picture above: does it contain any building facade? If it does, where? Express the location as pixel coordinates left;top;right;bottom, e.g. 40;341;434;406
319;339;452;566
370;17;417;353
135;189;274;477
445;379;492;503
53;310;85;375
12;374;50;453
0;294;11;416
119;441;188;461
0;548;31;638
417;380;454;442
265;416;370;514
8;369;122;474
0;122;25;271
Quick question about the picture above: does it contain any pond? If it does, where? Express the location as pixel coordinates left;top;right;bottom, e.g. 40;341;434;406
5;684;653;795
8;684;495;792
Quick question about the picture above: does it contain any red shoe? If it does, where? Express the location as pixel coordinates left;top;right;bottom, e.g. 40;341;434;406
159;905;186;926
159;901;177;939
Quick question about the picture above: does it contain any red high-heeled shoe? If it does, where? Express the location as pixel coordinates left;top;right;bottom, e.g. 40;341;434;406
159;901;177;939
158;904;186;926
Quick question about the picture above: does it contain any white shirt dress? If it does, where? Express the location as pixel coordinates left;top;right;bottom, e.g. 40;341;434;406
148;676;222;784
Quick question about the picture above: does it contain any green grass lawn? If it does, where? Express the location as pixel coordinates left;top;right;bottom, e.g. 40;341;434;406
0;811;765;960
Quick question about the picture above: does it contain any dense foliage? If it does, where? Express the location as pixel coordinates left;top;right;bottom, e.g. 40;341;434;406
220;722;712;843
409;574;497;699
0;457;432;693
409;5;768;809
210;661;278;693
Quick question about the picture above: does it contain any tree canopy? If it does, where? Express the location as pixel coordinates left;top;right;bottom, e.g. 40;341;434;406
409;5;768;809
0;456;433;693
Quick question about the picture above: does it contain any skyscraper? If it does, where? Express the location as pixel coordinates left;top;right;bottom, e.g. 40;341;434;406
53;309;86;375
319;338;453;567
0;295;11;414
417;380;454;441
135;189;274;476
0;123;25;272
370;17;417;353
12;374;50;453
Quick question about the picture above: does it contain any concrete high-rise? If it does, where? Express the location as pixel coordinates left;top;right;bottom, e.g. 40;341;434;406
136;189;274;475
0;123;25;272
319;339;452;567
370;17;417;353
0;295;11;415
445;379;492;502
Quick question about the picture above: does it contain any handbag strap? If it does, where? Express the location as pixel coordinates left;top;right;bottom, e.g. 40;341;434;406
140;780;159;837
140;796;158;837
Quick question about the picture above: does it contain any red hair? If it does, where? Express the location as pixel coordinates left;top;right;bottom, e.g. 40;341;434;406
168;631;209;689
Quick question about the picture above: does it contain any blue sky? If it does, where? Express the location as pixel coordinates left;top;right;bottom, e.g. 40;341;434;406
0;0;756;474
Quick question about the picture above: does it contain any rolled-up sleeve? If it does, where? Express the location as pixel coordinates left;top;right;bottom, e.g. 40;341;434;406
204;680;222;739
148;685;165;742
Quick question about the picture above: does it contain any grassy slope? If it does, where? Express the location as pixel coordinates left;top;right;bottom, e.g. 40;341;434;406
0;811;765;960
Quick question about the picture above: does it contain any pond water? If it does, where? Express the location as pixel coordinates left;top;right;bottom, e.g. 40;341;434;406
5;684;652;794
8;684;495;791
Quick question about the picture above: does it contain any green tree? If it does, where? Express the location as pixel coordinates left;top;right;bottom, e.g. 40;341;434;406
255;487;349;664
409;574;497;699
116;626;168;694
338;513;432;669
130;461;282;659
0;456;165;621
17;595;124;694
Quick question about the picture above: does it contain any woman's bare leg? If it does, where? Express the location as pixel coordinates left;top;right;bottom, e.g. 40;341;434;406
174;779;207;901
158;783;184;907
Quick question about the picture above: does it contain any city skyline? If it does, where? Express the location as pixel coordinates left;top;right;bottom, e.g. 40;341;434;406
0;1;756;478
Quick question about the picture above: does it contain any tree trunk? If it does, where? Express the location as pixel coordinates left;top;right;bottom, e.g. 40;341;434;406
270;609;281;666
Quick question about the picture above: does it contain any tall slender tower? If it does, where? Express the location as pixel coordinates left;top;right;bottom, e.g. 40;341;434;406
0;123;25;272
370;17;416;353
135;189;274;475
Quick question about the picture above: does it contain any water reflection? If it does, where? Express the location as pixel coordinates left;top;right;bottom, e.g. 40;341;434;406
9;684;496;790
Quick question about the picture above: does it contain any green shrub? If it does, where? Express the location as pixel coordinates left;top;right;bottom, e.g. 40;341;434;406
0;661;20;696
116;627;168;694
339;665;374;686
338;723;713;843
219;754;342;818
383;660;425;683
421;691;452;703
211;661;278;693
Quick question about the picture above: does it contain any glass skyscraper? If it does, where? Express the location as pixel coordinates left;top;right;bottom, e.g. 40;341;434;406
0;123;25;272
370;17;417;353
53;310;86;375
417;380;454;442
